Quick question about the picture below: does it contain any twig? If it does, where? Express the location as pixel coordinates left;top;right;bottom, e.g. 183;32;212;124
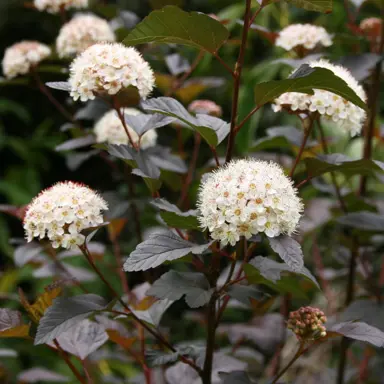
248;5;265;27
337;241;359;384
32;70;75;124
271;343;306;384
234;105;262;134
111;234;129;296
213;53;236;78
79;245;201;374
202;293;218;384
178;132;201;208
225;0;253;163
53;340;86;384
358;15;384;196
289;116;314;178
112;97;137;149
167;51;205;96
317;120;348;213
125;167;143;243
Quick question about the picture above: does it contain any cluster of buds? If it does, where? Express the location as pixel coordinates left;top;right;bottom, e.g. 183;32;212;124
188;99;222;117
360;18;382;53
287;306;327;341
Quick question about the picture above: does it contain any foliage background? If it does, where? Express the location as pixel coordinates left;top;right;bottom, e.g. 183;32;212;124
0;0;383;382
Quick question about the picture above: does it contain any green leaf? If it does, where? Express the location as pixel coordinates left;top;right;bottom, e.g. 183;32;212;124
254;64;366;109
329;322;384;348
304;154;384;179
337;211;384;232
123;231;212;271
123;6;229;54
268;236;304;271
34;294;107;345
151;198;200;230
141;97;230;146
147;270;213;308
284;0;332;13
244;256;319;298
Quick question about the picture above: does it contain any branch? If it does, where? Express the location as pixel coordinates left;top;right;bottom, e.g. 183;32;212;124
225;0;254;163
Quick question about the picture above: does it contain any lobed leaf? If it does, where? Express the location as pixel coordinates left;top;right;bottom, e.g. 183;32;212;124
34;294;107;345
268;235;304;271
147;270;213;308
337;211;384;232
151;198;200;230
329;321;384;348
45;82;71;92
123;231;212;271
244;256;319;298
141;97;230;146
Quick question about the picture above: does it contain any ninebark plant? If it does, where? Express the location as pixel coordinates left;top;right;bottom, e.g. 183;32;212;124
0;0;383;383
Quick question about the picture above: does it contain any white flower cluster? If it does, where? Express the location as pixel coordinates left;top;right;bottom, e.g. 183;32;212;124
2;41;51;79
94;109;157;149
56;14;115;58
68;43;155;102
275;24;332;51
34;0;88;13
273;60;367;136
24;181;108;249
188;99;222;117
197;159;303;246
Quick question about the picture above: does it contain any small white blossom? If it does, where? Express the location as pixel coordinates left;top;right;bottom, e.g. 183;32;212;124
188;100;222;117
34;0;88;13
197;159;303;246
2;41;51;79
68;43;155;102
23;181;108;249
273;60;367;136
56;14;115;58
275;24;333;51
94;109;157;149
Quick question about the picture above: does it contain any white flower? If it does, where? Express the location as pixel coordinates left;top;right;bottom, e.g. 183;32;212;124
23;181;108;249
34;0;88;13
68;43;155;102
56;14;115;58
273;60;367;137
275;24;333;51
94;109;157;149
197;159;303;246
2;41;51;79
188;100;222;117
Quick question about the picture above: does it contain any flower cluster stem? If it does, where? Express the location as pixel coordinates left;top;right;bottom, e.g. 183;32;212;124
271;343;306;384
225;0;253;163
